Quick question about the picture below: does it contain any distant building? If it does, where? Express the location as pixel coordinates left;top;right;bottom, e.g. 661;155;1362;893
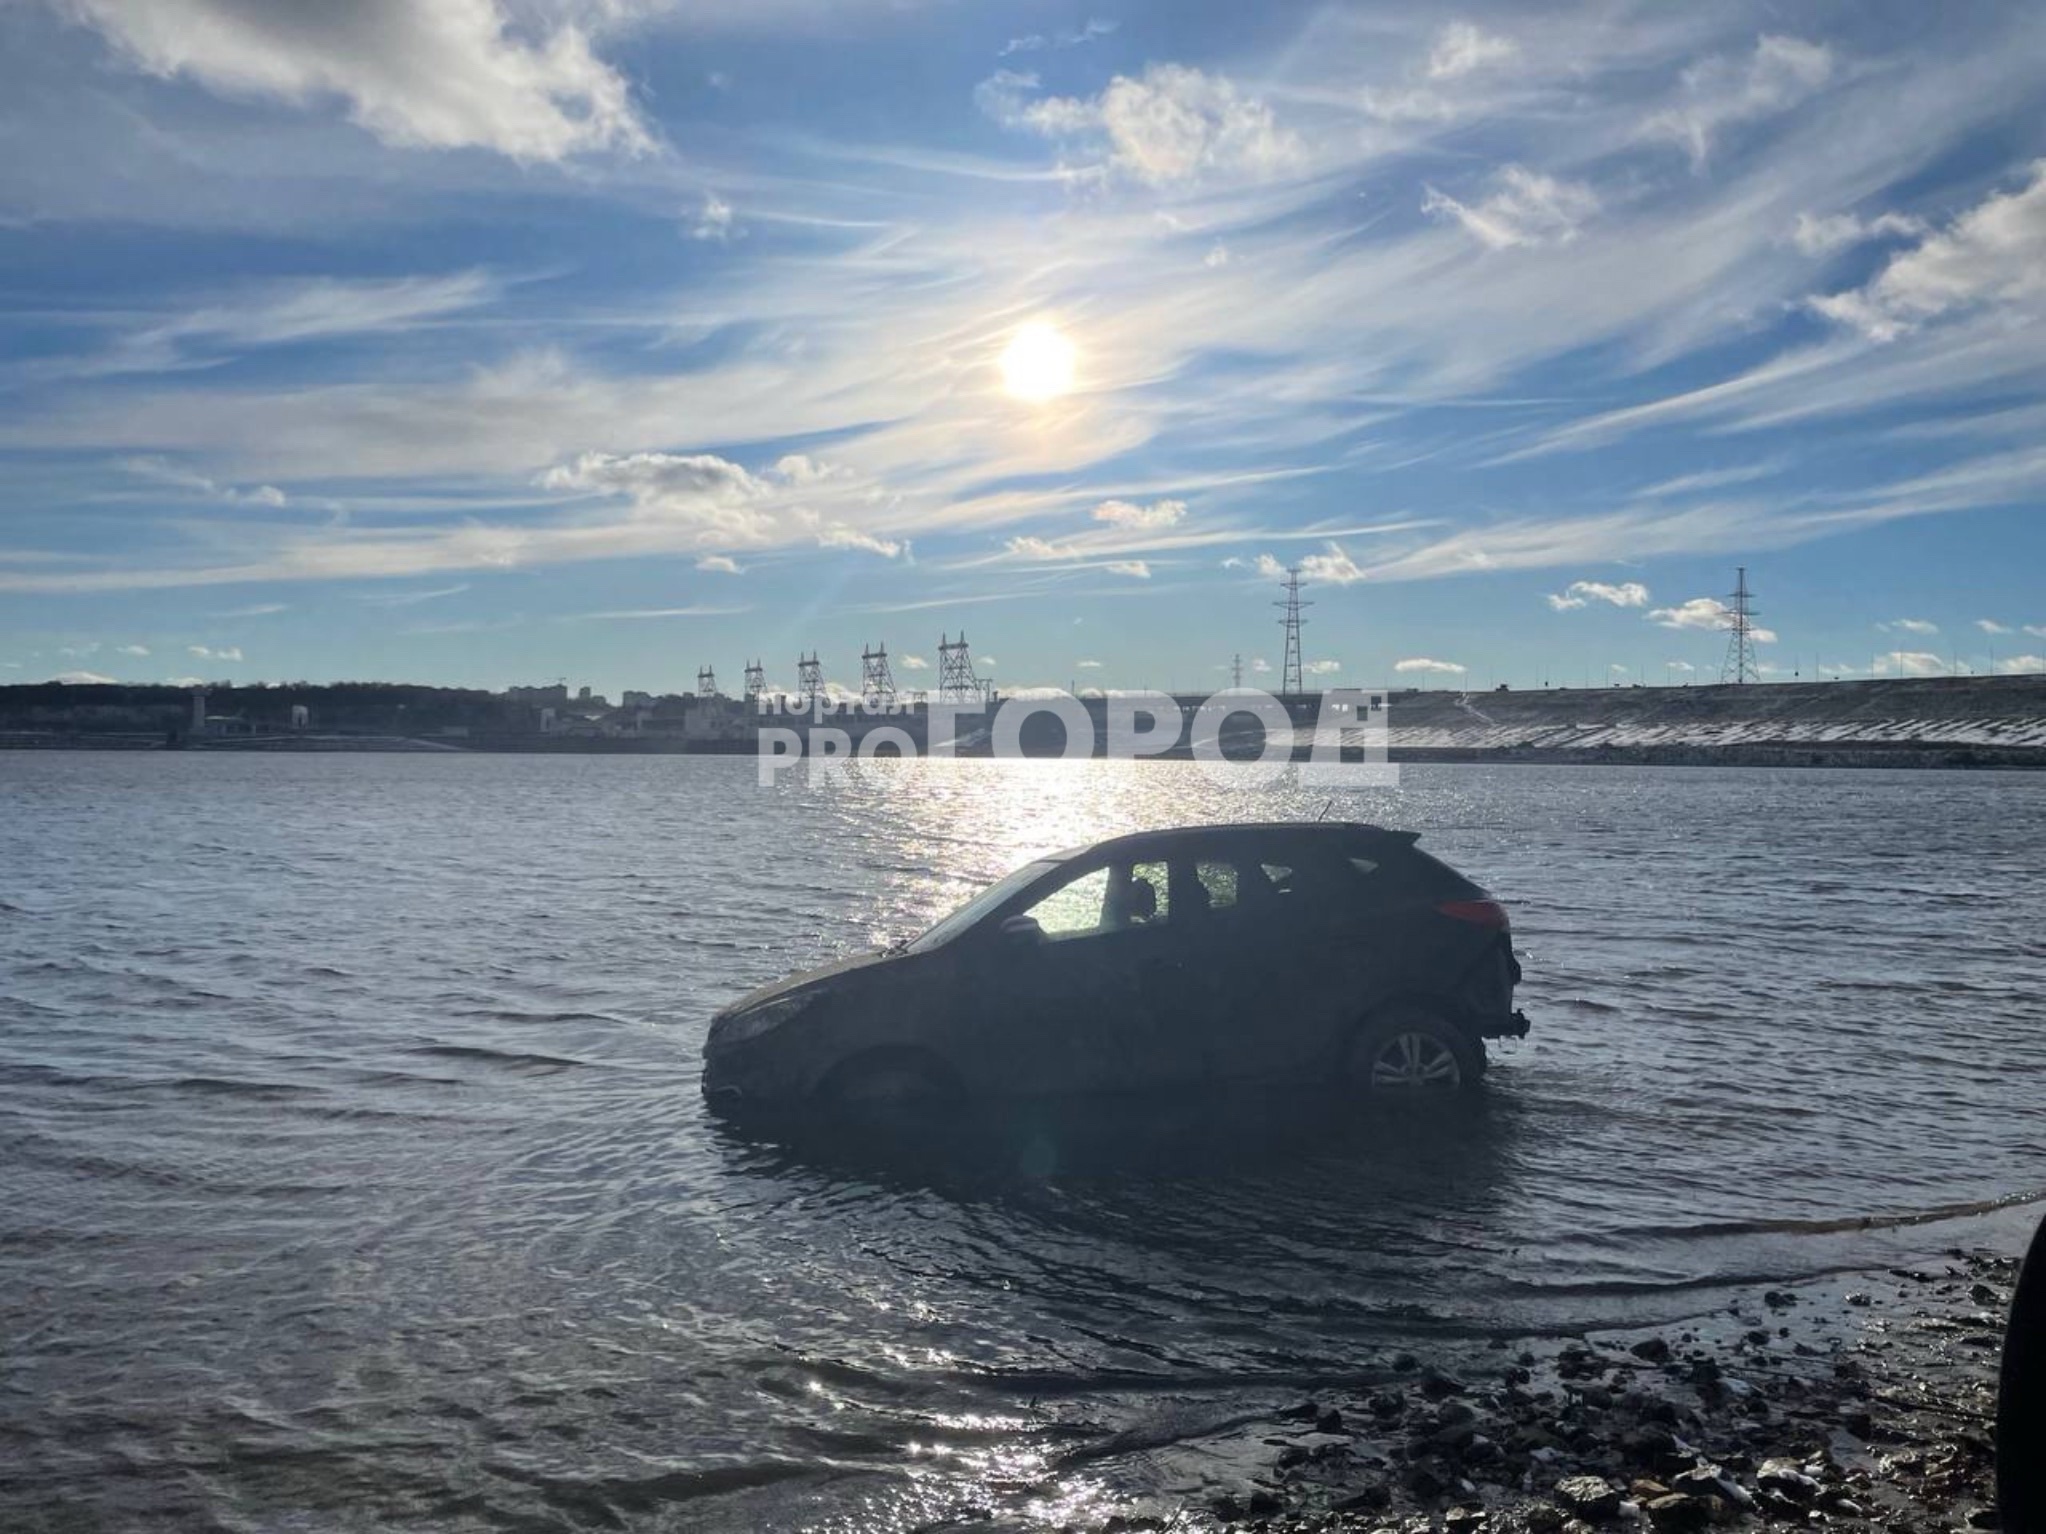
621;690;654;708
506;684;570;706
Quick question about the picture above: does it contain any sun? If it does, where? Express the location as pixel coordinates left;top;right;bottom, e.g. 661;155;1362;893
998;321;1077;403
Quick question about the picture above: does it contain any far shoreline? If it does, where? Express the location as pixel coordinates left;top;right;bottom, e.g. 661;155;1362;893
5;734;2045;769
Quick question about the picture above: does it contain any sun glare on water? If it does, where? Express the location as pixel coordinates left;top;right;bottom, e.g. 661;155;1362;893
998;321;1077;403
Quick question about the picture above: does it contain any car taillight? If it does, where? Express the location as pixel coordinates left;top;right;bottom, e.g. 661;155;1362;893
1436;898;1509;930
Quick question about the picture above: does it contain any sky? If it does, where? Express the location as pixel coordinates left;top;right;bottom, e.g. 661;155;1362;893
2;0;2044;699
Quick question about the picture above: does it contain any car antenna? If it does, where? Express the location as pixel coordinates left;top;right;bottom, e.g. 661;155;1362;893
1315;797;1335;821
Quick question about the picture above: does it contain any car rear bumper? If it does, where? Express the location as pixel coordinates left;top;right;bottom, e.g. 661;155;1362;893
1472;1008;1531;1040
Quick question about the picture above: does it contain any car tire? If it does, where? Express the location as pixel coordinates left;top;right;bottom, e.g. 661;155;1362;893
1349;1007;1483;1094
818;1049;959;1112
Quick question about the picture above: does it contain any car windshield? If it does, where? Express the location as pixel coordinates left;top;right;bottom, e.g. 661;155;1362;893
905;858;1061;953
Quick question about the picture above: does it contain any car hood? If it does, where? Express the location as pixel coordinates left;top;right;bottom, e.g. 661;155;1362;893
716;948;900;1018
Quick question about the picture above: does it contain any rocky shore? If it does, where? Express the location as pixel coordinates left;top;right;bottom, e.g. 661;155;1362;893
1065;1252;2013;1534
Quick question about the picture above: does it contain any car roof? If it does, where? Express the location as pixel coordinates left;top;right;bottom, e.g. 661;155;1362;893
1047;821;1419;864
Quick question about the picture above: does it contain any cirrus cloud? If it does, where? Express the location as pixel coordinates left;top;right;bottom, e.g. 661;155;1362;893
1422;166;1599;250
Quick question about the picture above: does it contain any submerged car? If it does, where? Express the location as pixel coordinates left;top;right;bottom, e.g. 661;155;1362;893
702;821;1528;1110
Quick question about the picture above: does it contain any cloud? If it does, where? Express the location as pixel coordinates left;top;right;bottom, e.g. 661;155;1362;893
1251;657;1271;674
545;449;768;513
1091;497;1186;530
1359;85;1459;124
1648;597;1778;643
1668;660;1697;673
1076;658;1102;669
1647;597;1727;632
983;63;1301;188
187;644;244;661
121;458;293;507
1977;619;2013;634
1878;617;1939;636
1000;19;1115;57
1304;658;1342;675
695;554;742;574
1395;657;1466;675
209;602;287;617
58;0;649;161
979;656;998;667
1103;560;1151;579
357;584;468;607
1809;161;2046;341
567;605;747;621
815;526;902;558
545;450;901;557
115;643;150;656
1426;22;1518;81
1878;649;1946;676
1643;34;1833;169
691;193;736;242
1547;579;1651;611
898;654;929;670
1361;20;1516;123
49;670;119;684
2029;626;2046;639
1300;543;1364;584
92;273;498;379
1998;655;2046;674
1791;210;1927;258
1422;166;1599;250
1204;243;1231;269
1005;534;1075;561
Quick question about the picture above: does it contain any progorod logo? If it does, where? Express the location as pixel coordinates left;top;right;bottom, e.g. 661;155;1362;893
756;689;1397;788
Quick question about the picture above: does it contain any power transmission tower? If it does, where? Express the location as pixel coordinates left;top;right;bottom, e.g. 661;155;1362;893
937;632;988;705
796;652;823;709
743;658;765;705
1721;567;1760;685
859;642;897;708
1275;566;1311;695
1231;653;1243;688
696;665;717;698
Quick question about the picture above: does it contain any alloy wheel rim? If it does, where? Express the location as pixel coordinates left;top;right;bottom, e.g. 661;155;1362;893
1369;1031;1461;1090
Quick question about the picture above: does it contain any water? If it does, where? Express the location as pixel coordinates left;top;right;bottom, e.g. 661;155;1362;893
3;754;2043;1530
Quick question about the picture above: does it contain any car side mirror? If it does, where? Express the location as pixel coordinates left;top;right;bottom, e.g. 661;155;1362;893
998;914;1045;945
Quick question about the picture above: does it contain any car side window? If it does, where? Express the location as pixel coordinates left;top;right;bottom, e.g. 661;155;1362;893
1193;858;1240;911
1021;866;1112;939
1120;859;1169;926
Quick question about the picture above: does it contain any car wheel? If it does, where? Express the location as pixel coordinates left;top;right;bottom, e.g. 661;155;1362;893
819;1050;958;1111
1349;1009;1482;1094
